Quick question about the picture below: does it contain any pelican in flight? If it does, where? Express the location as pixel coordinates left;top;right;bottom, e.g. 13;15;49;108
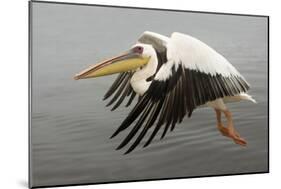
74;31;256;154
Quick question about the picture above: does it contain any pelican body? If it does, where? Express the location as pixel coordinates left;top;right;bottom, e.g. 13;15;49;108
74;31;256;154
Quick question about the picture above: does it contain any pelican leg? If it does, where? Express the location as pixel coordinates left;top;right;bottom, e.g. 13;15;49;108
215;109;229;136
223;110;247;146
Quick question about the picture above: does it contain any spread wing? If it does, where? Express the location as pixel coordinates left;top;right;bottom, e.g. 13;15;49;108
111;32;250;154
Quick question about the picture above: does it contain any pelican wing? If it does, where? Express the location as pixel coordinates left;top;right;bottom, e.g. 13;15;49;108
111;32;250;154
168;32;250;108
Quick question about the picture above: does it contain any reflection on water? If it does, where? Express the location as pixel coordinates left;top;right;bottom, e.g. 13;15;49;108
31;2;268;187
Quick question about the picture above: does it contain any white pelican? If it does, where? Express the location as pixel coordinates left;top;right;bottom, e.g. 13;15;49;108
74;31;256;154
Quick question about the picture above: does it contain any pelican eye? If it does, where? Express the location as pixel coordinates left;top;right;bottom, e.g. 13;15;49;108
133;46;144;54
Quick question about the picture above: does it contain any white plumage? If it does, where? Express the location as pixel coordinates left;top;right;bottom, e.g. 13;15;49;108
170;32;241;77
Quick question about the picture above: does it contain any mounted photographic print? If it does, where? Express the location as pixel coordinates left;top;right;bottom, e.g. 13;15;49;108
29;1;269;188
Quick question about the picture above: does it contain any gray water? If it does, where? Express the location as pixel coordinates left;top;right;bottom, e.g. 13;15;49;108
30;2;268;187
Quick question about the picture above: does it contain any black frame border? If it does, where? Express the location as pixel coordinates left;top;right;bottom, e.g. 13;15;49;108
28;0;270;188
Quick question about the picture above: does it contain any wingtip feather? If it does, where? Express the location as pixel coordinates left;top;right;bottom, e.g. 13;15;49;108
110;130;119;139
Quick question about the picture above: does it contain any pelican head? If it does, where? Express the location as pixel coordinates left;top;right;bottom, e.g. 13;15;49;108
74;45;152;80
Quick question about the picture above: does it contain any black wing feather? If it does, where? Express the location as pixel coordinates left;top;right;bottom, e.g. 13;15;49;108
103;73;126;100
116;101;154;150
106;73;130;107
111;81;132;111
104;72;137;110
111;62;250;154
124;100;163;154
125;90;136;107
